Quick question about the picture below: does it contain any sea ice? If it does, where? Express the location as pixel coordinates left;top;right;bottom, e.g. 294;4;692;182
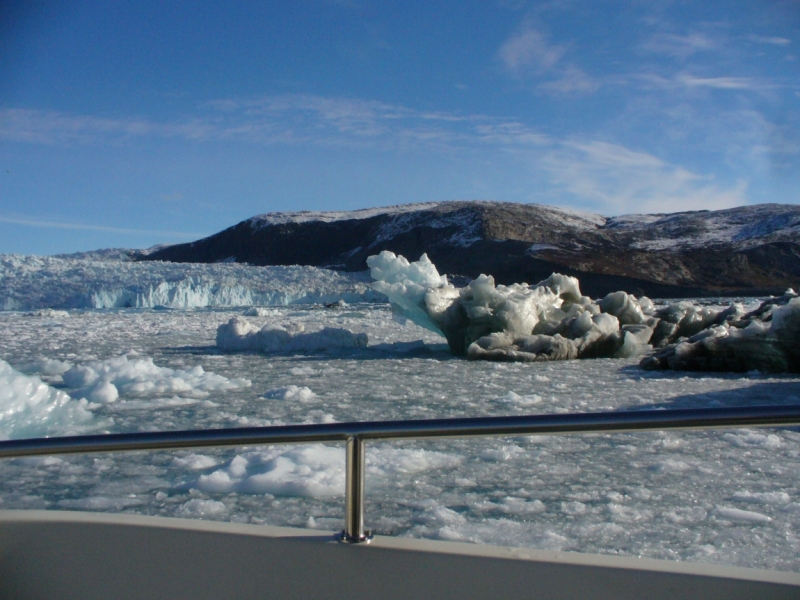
0;305;799;571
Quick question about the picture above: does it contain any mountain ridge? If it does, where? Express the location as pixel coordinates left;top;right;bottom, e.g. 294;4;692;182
142;201;800;298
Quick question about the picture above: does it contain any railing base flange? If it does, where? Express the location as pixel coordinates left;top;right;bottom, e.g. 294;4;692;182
337;530;373;544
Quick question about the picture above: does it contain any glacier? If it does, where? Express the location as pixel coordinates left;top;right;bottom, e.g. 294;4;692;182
0;254;384;310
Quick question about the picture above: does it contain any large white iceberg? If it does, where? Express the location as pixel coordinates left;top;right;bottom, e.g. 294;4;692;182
367;251;800;373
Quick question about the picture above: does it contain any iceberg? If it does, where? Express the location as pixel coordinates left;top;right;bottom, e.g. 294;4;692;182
642;293;800;373
368;251;654;361
0;359;96;440
216;317;368;353
368;251;800;373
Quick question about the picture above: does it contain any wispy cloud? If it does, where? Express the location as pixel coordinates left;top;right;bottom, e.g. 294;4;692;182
0;108;215;145
641;32;719;59
538;66;599;95
675;74;763;90
0;216;202;238
747;34;791;46
0;97;554;152
498;26;598;96
541;140;748;214
499;27;565;73
635;72;768;92
0;94;764;215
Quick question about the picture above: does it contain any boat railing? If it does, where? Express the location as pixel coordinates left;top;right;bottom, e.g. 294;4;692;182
1;404;799;543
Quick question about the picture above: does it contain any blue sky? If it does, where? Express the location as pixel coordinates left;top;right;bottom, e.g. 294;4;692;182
1;0;798;255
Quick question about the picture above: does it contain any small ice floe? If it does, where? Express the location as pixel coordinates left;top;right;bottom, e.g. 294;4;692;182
714;506;772;523
196;446;345;498
324;299;348;309
0;359;95;440
264;386;317;402
57;496;144;511
722;431;781;448
176;498;228;518
171;453;223;470
23;309;70;318
242;307;278;317
15;357;74;382
498;391;542;406
216;317;368;353
61;355;250;404
479;445;525;461
662;507;707;524
731;491;790;505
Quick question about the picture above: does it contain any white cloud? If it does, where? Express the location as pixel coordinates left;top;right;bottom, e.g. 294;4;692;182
676;74;761;90
541;140;748;214
499;27;565;73
747;34;791;46
0;216;202;238
0;108;215;145
538;66;599;95
635;72;767;92
0;97;554;153
498;26;599;96
0;95;767;216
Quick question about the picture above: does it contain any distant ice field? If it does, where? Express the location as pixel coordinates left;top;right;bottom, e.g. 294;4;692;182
1;304;800;572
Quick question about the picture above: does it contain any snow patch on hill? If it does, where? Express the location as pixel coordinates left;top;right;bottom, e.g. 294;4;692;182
249;202;442;228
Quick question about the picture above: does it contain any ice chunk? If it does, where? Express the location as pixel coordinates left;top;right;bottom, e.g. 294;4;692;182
57;496;143;511
171;454;223;470
242;307;279;317
367;251;455;335
216;317;368;353
731;491;790;505
16;357;73;377
535;273;583;304
176;498;228;517
600;292;647;325
62;355;250;400
197;445;345;498
0;359;95;440
714;507;772;523
367;251;800;372
264;386;317;402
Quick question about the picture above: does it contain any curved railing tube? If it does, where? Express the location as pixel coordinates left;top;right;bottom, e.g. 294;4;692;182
1;404;799;543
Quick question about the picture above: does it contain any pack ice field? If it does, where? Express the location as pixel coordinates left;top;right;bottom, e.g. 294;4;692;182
1;255;800;572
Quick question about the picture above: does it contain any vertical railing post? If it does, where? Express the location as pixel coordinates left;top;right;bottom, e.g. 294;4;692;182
339;435;372;543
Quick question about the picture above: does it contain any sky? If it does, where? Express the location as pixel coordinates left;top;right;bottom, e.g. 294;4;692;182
0;0;798;255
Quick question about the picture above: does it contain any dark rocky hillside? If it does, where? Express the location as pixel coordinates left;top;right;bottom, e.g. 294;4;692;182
142;202;800;298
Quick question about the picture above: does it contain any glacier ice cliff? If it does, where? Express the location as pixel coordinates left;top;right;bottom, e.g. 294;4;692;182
0;255;385;310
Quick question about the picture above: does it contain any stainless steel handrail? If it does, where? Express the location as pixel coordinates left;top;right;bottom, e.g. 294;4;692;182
1;404;799;543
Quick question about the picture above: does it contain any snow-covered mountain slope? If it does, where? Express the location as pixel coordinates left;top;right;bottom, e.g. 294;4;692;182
0;255;383;311
607;204;800;251
144;201;800;298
